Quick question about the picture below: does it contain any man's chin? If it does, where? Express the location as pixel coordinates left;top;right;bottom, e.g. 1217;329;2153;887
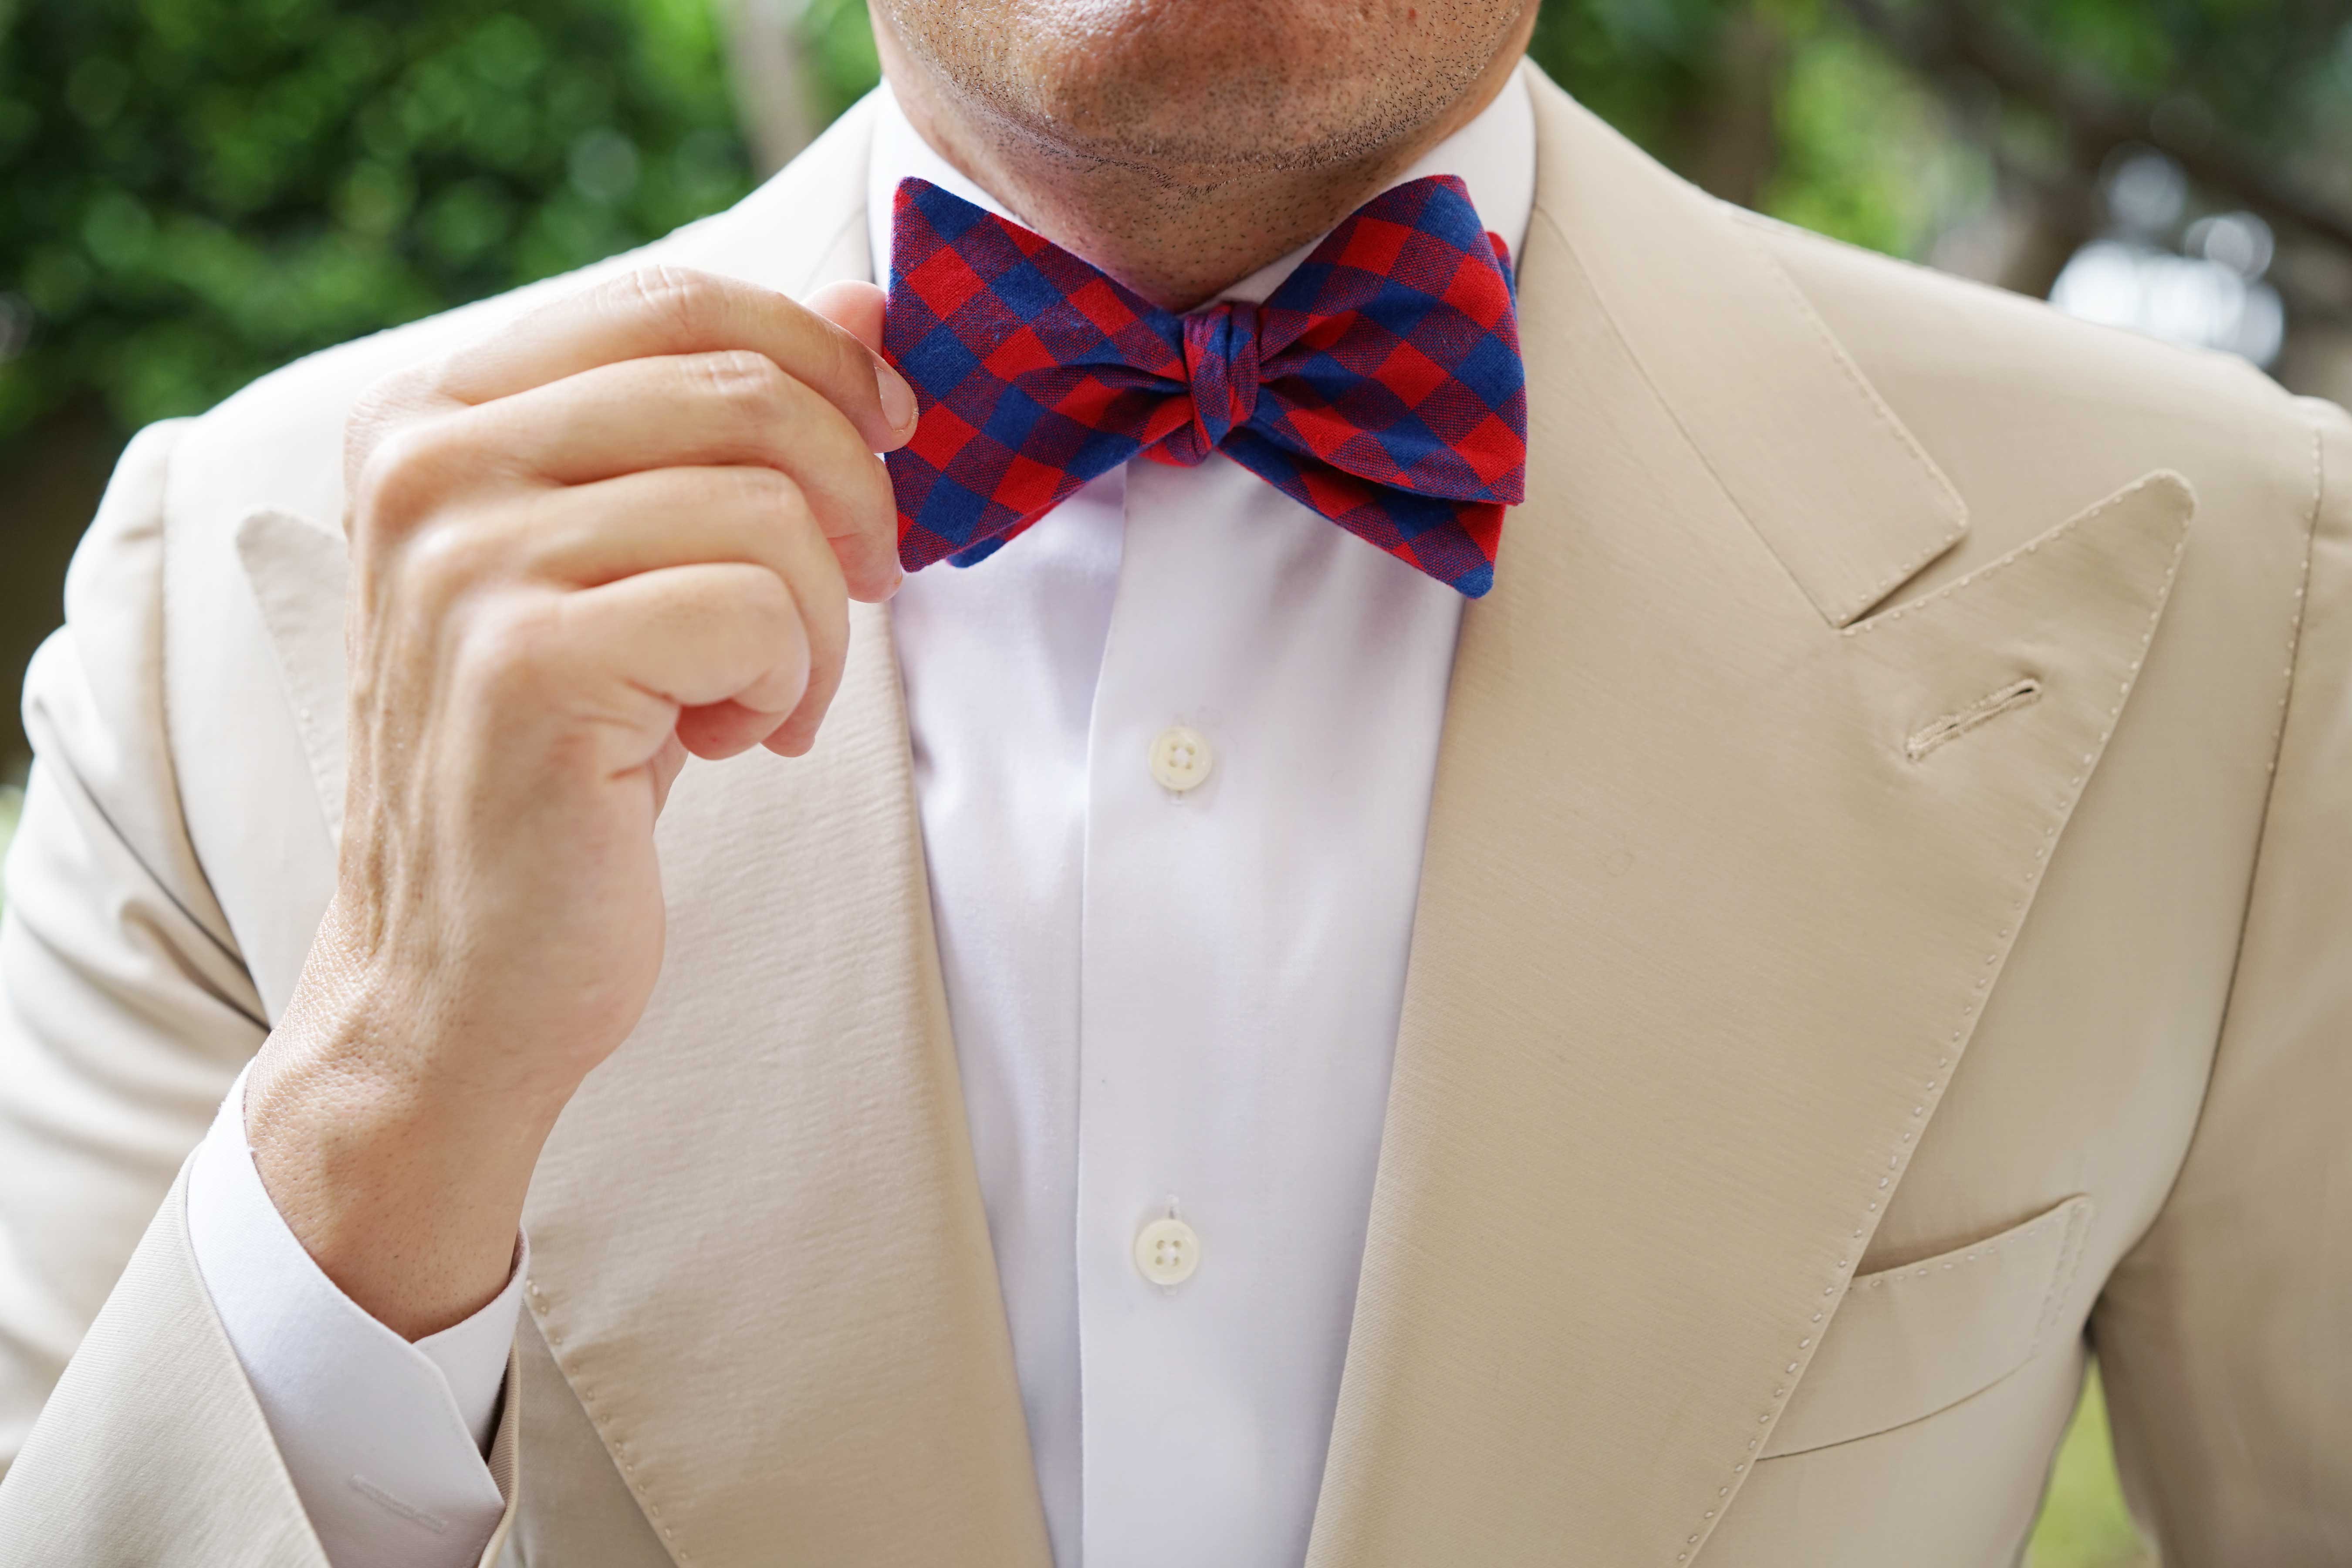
877;0;1529;174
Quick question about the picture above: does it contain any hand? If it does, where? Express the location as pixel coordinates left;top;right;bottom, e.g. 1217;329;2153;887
243;267;916;1338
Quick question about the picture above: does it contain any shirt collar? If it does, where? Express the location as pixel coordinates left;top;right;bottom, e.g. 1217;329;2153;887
864;64;1537;306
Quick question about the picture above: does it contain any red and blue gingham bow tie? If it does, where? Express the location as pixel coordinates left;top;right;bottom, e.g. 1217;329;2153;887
882;175;1527;597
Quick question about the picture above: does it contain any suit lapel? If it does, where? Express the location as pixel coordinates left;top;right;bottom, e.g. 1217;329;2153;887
520;598;1048;1568
1305;71;2192;1566
517;107;1050;1568
237;508;352;845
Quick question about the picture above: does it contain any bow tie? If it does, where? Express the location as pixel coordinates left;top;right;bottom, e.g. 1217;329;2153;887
882;175;1527;597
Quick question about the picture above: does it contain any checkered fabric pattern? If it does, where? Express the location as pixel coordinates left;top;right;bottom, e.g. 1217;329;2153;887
883;174;1526;597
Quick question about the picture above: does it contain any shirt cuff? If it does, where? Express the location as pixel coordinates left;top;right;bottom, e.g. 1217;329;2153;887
186;1064;523;1568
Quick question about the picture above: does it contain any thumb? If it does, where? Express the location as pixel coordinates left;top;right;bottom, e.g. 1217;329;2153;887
804;280;912;447
807;279;888;355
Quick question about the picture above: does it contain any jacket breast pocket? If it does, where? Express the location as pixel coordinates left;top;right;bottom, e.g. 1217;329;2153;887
1761;1194;2095;1459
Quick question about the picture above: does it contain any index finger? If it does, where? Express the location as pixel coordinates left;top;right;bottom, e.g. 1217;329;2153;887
430;265;918;454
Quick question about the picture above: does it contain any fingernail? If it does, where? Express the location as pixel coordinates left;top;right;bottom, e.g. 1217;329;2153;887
876;361;917;436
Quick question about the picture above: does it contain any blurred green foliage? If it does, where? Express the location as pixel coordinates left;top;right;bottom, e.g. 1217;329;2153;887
1531;0;1982;257
1526;0;2352;262
7;0;2350;448
0;0;755;440
799;0;881;126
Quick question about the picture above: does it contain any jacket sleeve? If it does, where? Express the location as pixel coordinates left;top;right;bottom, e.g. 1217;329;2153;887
0;420;265;1466
2092;394;2352;1564
0;425;522;1563
0;1169;326;1566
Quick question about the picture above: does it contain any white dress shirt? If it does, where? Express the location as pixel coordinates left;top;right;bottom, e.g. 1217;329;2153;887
186;73;1535;1568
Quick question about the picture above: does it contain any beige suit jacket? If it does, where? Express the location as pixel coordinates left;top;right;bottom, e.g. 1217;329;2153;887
0;64;2346;1567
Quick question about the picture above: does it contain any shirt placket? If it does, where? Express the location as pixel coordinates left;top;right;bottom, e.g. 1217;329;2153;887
1072;450;1463;1568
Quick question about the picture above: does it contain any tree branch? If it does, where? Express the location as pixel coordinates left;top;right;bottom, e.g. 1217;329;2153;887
720;0;819;176
1840;0;2352;260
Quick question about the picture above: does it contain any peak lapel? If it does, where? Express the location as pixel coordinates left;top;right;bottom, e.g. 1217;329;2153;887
1305;71;2192;1566
1515;71;1969;628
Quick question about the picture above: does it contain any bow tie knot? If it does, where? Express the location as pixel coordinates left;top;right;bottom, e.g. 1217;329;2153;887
1169;303;1262;463
883;174;1526;595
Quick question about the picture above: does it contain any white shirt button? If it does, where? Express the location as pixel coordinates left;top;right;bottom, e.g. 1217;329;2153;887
1149;726;1214;792
1133;1217;1202;1286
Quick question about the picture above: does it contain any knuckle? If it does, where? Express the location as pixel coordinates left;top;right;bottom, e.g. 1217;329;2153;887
402;338;496;407
461;595;564;703
725;463;804;520
615;264;727;338
743;564;798;625
346;370;419;438
737;572;806;662
690;349;790;418
350;417;464;538
396;516;500;608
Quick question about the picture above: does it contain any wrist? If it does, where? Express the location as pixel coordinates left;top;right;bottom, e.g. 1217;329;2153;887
245;965;563;1339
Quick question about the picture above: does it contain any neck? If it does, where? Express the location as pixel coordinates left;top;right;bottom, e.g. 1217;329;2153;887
875;19;1534;311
